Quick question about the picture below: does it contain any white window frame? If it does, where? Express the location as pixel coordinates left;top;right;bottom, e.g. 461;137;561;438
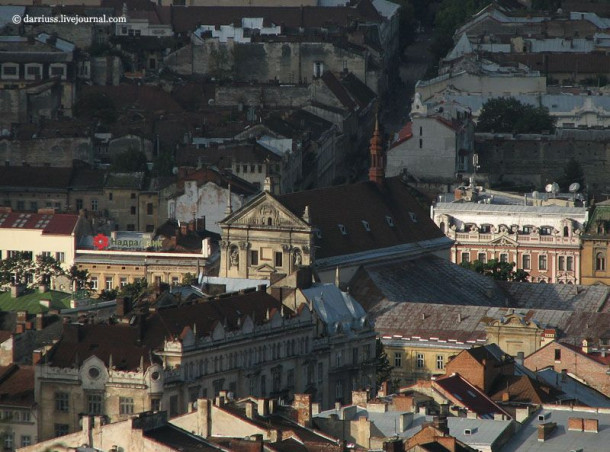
1;63;19;80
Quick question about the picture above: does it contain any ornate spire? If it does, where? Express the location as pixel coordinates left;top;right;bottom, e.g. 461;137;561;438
368;115;385;186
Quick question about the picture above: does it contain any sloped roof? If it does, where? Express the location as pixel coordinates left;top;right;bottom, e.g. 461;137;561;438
0;365;35;407
434;374;511;419
349;255;509;312
48;291;292;371
0;212;79;235
277;177;445;260
301;283;369;337
0;167;72;190
489;374;561;404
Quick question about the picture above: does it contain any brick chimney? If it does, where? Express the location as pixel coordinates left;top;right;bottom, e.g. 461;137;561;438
35;313;44;331
352;390;369;407
432;416;449;435
196;399;211;437
538;422;557;441
368;117;385;187
293;394;312;427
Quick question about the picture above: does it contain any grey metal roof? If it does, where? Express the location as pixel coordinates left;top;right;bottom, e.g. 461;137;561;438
199;276;269;292
302;283;368;336
536;368;610;408
434;202;587;216
503;407;610;451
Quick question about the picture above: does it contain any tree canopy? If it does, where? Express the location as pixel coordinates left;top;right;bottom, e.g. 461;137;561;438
476;97;556;134
558;157;585;193
461;259;529;282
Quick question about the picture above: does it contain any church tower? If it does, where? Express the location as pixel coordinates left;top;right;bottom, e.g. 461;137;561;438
368;118;385;186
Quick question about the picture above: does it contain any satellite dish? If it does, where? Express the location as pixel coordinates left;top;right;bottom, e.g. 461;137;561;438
172;167;178;175
532;191;539;199
545;184;553;193
552;182;560;193
569;182;581;193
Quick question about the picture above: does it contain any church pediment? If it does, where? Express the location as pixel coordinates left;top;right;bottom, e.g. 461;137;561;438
220;192;309;229
489;234;518;247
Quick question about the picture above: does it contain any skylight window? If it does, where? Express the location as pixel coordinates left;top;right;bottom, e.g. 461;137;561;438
338;224;347;235
361;220;370;231
386;216;395;227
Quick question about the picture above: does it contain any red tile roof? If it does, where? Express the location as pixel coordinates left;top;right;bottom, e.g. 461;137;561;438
0;211;79;235
489;375;561;404
391;122;413;148
0;365;35;407
433;373;511;419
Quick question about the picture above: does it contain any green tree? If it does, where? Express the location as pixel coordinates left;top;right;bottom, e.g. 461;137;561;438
33;254;64;287
431;0;489;59
74;92;117;124
558;157;585;192
67;265;90;291
476;97;556;134
375;339;393;388
111;147;148;172
461;259;529;282
0;252;34;287
182;273;198;285
119;278;148;300
99;288;118;301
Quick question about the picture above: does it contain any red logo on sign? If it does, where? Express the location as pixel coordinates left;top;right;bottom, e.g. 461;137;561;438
93;233;109;250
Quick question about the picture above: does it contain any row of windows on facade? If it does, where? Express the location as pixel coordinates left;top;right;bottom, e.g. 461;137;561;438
460;252;575;272
77;197;153;215
4;200;62;211
55;392;134;416
5;251;64;262
393;352;445;370
180;338;314;380
1;63;66;80
452;224;571;236
1;433;31;449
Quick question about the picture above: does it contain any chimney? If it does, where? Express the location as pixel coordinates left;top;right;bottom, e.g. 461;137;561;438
257;398;268;416
568;417;584;431
378;381;389;397
584;418;599;433
368;116;385;186
116;297;131;317
293;394;312;427
32;349;43;365
352;390;369;407
334;401;342;411
15;324;24;334
398;413;412;431
245;401;255;419
433;416;449;435
582;339;589;354
16;311;27;324
197;399;211;437
538;422;557;441
35;313;44;331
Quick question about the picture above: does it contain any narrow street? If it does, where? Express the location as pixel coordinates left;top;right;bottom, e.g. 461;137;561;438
382;32;435;137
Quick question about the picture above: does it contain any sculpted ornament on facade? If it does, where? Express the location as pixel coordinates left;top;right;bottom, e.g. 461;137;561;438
293;248;302;266
229;246;239;267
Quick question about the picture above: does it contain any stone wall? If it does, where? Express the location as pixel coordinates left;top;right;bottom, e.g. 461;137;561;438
476;132;610;194
215;85;310;108
0;137;92;166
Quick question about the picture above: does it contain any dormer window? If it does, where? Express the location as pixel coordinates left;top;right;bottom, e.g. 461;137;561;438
386;216;395;227
409;212;417;222
338;224;347;235
361;220;370;231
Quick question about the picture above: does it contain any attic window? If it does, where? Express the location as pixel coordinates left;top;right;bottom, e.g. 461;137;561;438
386;216;395;227
362;220;370;232
338;224;347;235
409;212;417;222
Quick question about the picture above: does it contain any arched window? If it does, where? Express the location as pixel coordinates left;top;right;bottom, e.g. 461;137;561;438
563;226;569;237
596;252;606;271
